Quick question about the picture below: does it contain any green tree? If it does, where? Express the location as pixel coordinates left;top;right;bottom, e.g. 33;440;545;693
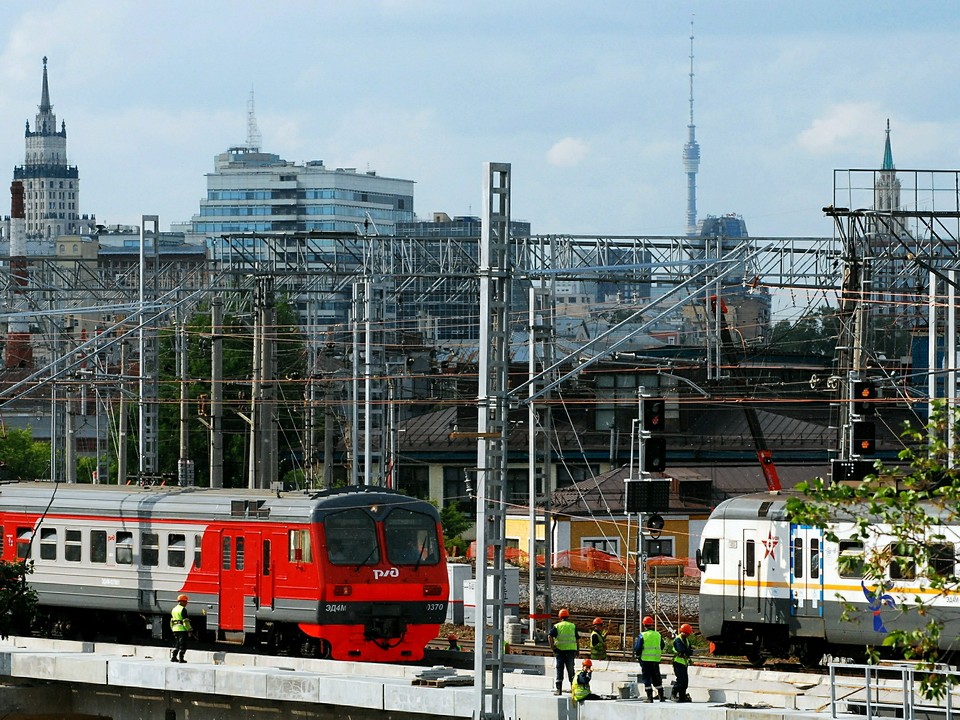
787;402;960;699
0;561;37;638
440;502;471;540
150;299;307;487
768;305;840;356
0;428;49;481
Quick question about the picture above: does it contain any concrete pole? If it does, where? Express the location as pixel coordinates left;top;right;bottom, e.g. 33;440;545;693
118;341;128;485
210;296;224;488
178;318;192;485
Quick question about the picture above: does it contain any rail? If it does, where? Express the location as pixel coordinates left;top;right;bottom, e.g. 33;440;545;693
830;662;959;720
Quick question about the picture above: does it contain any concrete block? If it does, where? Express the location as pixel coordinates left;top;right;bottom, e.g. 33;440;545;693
54;654;108;684
93;641;139;656
214;666;272;700
107;658;167;689
265;669;320;703
165;662;216;693
318;676;384;710
514;690;571;720
383;679;461;716
10;652;56;679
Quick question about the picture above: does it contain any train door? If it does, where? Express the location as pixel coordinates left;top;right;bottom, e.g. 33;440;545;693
789;523;824;619
739;528;762;616
739;525;782;619
259;536;274;610
219;529;261;632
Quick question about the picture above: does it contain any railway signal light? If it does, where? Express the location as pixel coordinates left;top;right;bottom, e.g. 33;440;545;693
625;479;671;513
832;459;876;483
853;381;877;415
643;397;666;433
851;421;876;456
643;436;667;472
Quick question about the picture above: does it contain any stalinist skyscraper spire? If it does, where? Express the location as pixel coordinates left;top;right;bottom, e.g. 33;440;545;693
682;20;701;236
14;57;82;240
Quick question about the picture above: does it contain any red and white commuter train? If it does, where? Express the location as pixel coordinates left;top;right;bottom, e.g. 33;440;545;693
0;482;449;662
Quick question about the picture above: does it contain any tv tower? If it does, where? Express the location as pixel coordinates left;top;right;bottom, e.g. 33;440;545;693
682;20;701;236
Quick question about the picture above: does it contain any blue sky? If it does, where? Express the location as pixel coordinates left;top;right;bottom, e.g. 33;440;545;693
0;1;956;238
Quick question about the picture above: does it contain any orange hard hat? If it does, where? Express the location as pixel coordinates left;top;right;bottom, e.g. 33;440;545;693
642;615;654;627
448;633;458;641
592;617;603;626
558;608;570;618
679;623;693;635
582;659;592;667
177;593;189;602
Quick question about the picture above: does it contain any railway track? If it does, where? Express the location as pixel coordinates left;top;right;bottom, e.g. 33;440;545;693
525;569;700;594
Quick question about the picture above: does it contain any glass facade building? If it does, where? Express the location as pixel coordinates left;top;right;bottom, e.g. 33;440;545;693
190;148;414;237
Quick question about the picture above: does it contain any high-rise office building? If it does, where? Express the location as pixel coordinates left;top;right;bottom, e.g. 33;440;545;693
14;58;88;240
190;147;414;239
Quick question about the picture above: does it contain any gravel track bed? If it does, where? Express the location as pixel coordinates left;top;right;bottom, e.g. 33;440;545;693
520;583;700;620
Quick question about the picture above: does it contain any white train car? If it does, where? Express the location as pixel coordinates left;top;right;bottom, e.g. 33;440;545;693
696;492;960;666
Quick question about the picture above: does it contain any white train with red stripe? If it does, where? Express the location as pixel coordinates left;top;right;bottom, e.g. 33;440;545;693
696;492;960;666
1;482;448;662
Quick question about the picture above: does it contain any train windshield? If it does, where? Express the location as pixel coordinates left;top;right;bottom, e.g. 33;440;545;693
325;509;380;566
384;508;441;566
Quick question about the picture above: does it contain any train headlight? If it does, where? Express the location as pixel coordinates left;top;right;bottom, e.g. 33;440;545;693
423;585;443;597
333;585;352;596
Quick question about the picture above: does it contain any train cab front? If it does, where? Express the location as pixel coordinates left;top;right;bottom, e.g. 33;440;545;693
306;495;449;662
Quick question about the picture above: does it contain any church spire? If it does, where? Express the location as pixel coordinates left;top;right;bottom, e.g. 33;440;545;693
882;118;894;171
40;56;51;113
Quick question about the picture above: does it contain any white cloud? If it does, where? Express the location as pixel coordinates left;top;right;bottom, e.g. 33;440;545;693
546;137;590;167
796;103;885;155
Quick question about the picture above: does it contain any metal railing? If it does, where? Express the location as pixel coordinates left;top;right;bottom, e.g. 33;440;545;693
830;662;958;720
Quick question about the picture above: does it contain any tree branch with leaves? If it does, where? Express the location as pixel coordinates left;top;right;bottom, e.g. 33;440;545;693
787;401;960;699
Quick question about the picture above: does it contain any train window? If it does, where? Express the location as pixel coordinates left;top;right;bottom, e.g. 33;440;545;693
193;534;202;569
793;538;803;579
745;539;756;577
928;542;956;579
222;536;232;570
168;534;186;568
90;530;107;563
810;539;820;579
263;540;271;576
325;511;376;565
699;538;720;566
117;531;134;564
385;508;440;566
65;529;82;562
888;543;916;580
141;532;159;567
16;527;32;560
236;537;245;570
838;540;864;577
289;529;313;564
40;528;57;560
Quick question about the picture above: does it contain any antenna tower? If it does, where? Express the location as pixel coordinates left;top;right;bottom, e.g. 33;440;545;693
247;89;262;152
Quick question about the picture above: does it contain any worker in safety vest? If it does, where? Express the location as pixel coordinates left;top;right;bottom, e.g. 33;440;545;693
170;593;193;663
548;608;579;696
589;617;608;660
632;615;665;702
571;659;602;702
671;623;694;702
